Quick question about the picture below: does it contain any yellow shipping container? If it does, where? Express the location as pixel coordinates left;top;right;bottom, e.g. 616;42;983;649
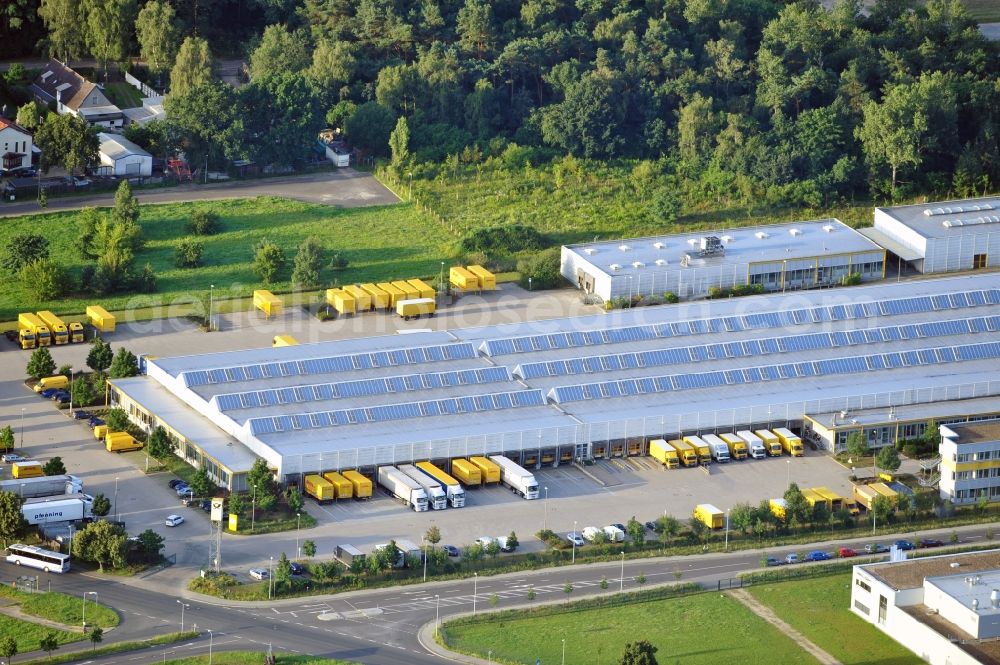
694;503;725;529
36;311;68;345
406;279;436;299
12;461;44;478
360;283;390;310
344;285;373;311
304;474;335;502
252;291;282;318
377;282;406;307
450;458;482;486
322;471;353;499
391;280;420;301
86;305;116;332
325;289;356;315
467;265;496;290
272;335;298;347
341;470;372;499
449;266;479;290
469;456;500;483
397;298;435;319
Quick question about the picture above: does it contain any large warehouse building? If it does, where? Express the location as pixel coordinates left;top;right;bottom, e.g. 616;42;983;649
867;196;1000;274
111;273;1000;491
560;219;885;302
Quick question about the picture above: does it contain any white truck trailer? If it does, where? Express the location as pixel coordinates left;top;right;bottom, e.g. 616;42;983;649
22;494;93;525
398;464;447;510
415;461;466;507
703;434;731;463
376;466;429;511
737;430;767;459
488;455;539;499
0;474;82;498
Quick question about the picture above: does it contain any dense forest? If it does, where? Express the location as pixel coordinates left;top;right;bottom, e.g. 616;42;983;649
5;0;1000;206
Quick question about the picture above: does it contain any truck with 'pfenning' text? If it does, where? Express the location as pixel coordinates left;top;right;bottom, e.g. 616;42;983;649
488;455;539;499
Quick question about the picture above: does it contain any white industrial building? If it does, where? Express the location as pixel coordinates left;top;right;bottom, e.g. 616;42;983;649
939;422;1000;504
97;133;152;177
851;549;1000;664
866;196;1000;274
560;219;885;302
109;273;1000;491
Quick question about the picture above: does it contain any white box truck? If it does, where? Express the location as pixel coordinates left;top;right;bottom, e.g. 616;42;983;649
398;464;447;510
22;494;93;525
0;474;82;498
737;430;767;459
703;434;730;463
603;525;625;542
396;539;424;566
376;466;429;511
488;455;539;499
582;526;603;542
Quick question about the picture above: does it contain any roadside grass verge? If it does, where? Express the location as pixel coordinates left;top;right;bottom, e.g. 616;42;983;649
0;615;82;652
961;0;1000;22
747;575;922;665
0;587;118;628
163;652;361;664
439;583;814;665
21;631;199;665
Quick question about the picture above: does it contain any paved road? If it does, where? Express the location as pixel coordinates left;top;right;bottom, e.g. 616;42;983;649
0;169;398;218
981;23;1000;41
5;523;998;664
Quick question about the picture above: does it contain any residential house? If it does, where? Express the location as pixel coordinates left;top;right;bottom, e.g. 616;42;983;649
31;59;124;129
0;116;33;173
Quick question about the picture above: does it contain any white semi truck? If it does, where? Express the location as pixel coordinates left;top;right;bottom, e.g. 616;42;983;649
415;461;466;507
0;474;82;499
398;464;447;510
488;455;539;500
376;466;429;511
21;494;93;525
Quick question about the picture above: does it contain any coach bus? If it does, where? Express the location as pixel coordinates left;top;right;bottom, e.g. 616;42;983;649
5;543;70;573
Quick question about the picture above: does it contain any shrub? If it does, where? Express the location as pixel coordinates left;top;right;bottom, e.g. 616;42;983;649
460;224;546;255
174;239;204;268
517;247;562;290
186;210;221;235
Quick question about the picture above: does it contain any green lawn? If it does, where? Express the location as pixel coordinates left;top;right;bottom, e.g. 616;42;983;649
442;590;817;665
0;615;82;652
164;654;359;664
0;587;119;628
103;82;145;109
0;197;457;321
962;0;1000;22
747;575;922;665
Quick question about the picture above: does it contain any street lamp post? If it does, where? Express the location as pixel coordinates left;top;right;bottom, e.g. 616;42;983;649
434;594;440;636
114;476;119;522
69;369;75;414
208;629;213;664
473;573;478;615
561;638;566;665
176;600;189;632
251;486;256;533
725;509;730;552
572;520;577;564
268;556;274;599
528;276;532;291
543;486;549;530
208;284;215;332
439;261;445;291
19;408;24;447
620;551;625;592
82;591;97;630
408;171;413;200
296;512;301;558
422;539;428;582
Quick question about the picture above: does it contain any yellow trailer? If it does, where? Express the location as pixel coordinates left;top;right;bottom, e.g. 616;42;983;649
801;488;830;511
852;484;881;511
252;291;282;319
391;280;420;301
813;487;843;512
450;458;482;486
360;283;391;310
450;266;479;291
304;474;335;503
406;279;436;299
344;285;373;311
325;288;356;315
34;375;69;392
669;439;698;467
12;461;44;478
322;471;353;499
272;335;298;347
769;498;788;521
648;439;679;469
86;305;116;332
67;320;85;343
694;503;725;529
467;265;496;290
870;482;898;506
19;313;51;347
377;282;406;307
755;429;783;456
36;311;68;345
341;470;372;499
397;298;435;320
106;432;143;453
469;456;500;483
720;433;748;460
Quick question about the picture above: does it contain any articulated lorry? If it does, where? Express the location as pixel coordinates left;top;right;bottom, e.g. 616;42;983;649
755;430;783;456
719;433;748;460
773;427;804;457
36;311;68;345
22;494;93;525
736;430;767;459
18;313;50;348
0;474;82;498
415;461;465;507
702;434;731;463
488;455;539;499
398;464;447;509
648;439;679;469
376;466;429;511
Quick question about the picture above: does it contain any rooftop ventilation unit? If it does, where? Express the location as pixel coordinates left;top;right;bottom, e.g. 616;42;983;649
618;244;630;252
655;259;667;266
583;248;596;255
924;203;995;217
992;589;1000;609
973;598;980;611
609;263;621;271
699;236;725;257
823;225;835;233
681;254;691;267
653;242;665;249
942;215;1000;228
755;231;769;240
789;228;802;236
632;261;644;269
687;238;699;246
720;235;734;243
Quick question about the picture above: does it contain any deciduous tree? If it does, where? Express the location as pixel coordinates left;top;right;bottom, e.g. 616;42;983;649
146;426;175;459
82;0;137;78
252;239;286;284
249;25;311;80
15;101;47;131
20;259;72;301
74;519;127;570
108;347;139;378
34;113;99;175
169;36;213;97
0;491;27;547
135;0;178;77
90;493;111;517
38;0;85;63
2;233;50;274
291;236;324;288
0;426;14;452
619;639;658;665
876;445;901;473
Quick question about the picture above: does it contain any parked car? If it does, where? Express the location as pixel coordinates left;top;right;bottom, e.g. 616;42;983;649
289;562;305;575
175;485;192;497
611;523;627;532
784;553;799;564
894;539;915;551
40;388;58;398
476;536;497;548
838;548;858;558
51;390;70;403
566;532;585;547
168;479;186;489
919;538;944;548
443;545;460;557
88;416;105;427
865;543;889;554
765;556;783;567
71;410;91;420
165;514;185;527
2;453;25;463
644;521;657;531
805;550;832;561
249;568;268;580
199;499;212;512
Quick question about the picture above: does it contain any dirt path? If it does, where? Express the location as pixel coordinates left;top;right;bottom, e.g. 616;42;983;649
728;588;842;665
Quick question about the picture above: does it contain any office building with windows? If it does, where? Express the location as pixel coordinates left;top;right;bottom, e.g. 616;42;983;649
940;422;1000;504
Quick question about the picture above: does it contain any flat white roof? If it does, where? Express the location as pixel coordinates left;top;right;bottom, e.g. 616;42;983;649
877;196;1000;240
564;219;882;280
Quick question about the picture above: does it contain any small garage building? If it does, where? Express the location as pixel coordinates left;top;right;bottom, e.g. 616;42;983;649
97;133;152;177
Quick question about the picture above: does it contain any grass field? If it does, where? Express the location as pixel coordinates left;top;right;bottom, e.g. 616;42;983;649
0;197;456;321
164;653;359;664
103;82;145;109
962;0;1000;22
0;615;82;652
0;586;119;628
442;590;817;665
747;575;922;665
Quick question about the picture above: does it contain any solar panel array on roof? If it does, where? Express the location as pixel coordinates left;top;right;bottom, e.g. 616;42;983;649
549;341;1000;404
214;367;513;412
481;289;1000;357
514;315;1000;379
247;389;547;435
182;342;477;387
